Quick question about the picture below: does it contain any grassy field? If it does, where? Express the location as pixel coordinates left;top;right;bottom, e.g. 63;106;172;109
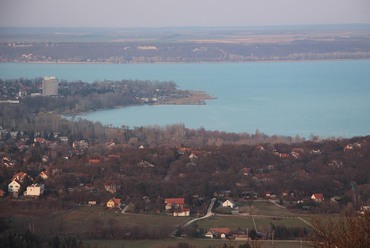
1;199;319;247
238;200;293;217
197;215;255;229
0;200;189;238
84;239;312;248
207;200;312;230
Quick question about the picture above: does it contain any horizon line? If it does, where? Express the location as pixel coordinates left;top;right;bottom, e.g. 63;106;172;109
1;23;370;30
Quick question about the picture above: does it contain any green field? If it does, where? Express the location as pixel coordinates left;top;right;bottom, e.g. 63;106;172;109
197;215;255;229
202;200;312;233
238;200;293;217
0;200;189;238
1;199;317;247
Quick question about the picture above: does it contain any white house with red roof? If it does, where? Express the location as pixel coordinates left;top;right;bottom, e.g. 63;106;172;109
311;193;324;202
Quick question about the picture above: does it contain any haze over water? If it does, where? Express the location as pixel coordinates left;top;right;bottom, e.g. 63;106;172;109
1;60;370;138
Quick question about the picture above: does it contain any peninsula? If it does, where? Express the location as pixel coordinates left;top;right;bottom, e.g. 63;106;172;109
0;77;214;116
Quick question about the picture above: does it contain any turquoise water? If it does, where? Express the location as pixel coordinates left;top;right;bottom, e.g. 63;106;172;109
1;61;370;138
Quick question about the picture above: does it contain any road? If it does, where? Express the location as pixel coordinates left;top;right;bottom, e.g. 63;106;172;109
171;198;216;237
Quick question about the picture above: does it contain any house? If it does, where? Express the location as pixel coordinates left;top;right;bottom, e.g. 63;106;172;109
173;208;190;217
344;144;353;151
104;183;120;194
106;199;115;208
206;228;231;239
222;199;236;208
11;172;28;182
88;158;101;165
205;231;215;239
87;200;97;206
164;198;185;210
189;153;198;162
242;167;252;176
39;171;48;180
59;136;69;142
360;206;370;214
34;137;46;143
177;147;191;155
256;145;265;151
240;191;258;199
264;192;277;199
213;190;232;198
8;180;21;193
311;193;324;202
106;197;122;209
26;184;45;196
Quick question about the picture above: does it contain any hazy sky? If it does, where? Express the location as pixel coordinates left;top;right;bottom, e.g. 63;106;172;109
0;0;369;28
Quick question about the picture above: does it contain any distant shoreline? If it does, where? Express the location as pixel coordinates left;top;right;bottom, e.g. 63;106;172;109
4;58;370;65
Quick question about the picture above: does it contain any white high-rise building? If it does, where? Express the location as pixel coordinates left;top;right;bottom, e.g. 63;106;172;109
42;76;58;96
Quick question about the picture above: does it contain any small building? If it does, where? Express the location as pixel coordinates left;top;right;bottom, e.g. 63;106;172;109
173;208;190;217
311;193;324;202
39;171;48;180
222;199;236;208
11;172;28;182
106;197;122;209
164;198;185;210
205;231;215;239
26;184;45;196
87;201;97;206
8;180;21;193
206;228;231;239
242;167;252;176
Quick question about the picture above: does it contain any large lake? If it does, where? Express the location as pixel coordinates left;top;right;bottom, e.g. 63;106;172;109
1;60;370;138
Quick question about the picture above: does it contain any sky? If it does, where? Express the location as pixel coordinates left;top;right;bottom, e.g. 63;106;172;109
0;0;369;28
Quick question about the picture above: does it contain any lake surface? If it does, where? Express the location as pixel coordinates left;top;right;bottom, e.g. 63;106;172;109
1;60;370;138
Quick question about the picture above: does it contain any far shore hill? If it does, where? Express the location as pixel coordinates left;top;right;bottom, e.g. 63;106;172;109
1;25;370;63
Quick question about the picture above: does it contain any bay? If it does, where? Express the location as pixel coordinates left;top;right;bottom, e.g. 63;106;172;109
1;60;370;138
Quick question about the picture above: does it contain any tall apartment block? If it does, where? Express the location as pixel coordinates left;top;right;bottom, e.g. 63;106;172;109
42;76;58;96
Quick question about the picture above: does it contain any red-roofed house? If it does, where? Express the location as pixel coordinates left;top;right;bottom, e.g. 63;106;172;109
165;198;185;210
205;228;231;239
34;137;46;143
311;193;324;202
106;197;122;209
11;172;28;182
39;171;48;180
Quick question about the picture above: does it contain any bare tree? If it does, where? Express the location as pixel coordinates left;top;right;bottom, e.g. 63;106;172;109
310;211;370;248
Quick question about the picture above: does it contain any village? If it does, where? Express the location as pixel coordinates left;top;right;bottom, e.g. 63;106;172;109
1;121;370;242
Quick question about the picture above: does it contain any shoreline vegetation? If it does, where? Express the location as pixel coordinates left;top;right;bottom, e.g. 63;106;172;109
157;90;216;105
66;90;215;117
